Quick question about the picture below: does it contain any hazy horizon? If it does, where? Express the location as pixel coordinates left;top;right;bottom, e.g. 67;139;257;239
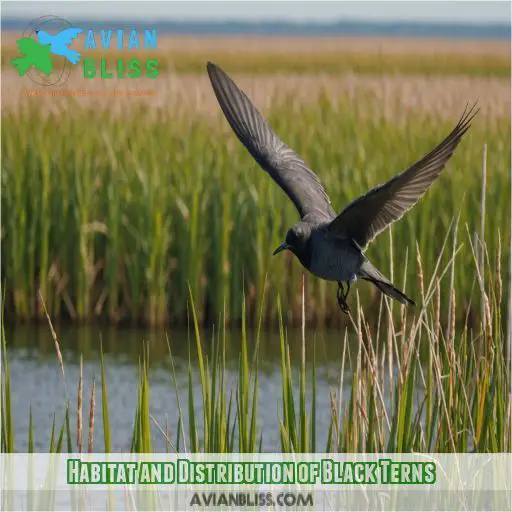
2;1;510;24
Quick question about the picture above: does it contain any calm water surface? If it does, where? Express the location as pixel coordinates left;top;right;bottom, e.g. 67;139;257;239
5;325;367;452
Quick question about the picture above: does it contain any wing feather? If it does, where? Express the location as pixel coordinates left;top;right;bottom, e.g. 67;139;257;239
55;28;82;45
329;104;478;248
207;62;335;220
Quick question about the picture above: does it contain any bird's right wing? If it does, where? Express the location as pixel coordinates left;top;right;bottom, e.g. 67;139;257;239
328;104;478;249
207;62;335;221
55;28;82;44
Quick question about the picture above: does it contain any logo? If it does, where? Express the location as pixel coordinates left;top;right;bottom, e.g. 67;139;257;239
12;15;159;87
12;16;81;86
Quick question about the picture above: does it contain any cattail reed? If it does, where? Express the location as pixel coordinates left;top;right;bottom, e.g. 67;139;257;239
40;291;67;399
496;232;502;307
480;144;488;332
434;279;441;343
1;265;510;453
449;287;456;346
2;81;508;326
77;356;83;453
416;243;425;304
484;295;493;340
88;378;96;453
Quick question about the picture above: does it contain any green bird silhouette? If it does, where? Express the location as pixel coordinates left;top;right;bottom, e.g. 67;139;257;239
11;38;53;76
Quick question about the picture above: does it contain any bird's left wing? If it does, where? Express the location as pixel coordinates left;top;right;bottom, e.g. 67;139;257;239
55;28;82;44
16;37;43;55
207;62;335;221
328;104;478;249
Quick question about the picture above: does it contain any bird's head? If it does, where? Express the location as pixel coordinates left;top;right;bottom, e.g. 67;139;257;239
36;30;50;44
273;224;310;258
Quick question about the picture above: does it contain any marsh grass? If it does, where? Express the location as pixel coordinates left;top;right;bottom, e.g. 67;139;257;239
1;36;510;77
1;223;510;453
1;92;509;326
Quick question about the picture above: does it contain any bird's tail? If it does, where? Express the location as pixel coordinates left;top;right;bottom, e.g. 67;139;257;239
358;261;415;306
66;50;81;65
11;57;31;76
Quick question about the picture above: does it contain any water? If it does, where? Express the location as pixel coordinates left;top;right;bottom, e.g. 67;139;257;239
3;17;510;39
5;325;360;452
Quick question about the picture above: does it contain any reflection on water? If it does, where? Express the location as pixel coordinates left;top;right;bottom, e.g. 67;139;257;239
5;324;359;452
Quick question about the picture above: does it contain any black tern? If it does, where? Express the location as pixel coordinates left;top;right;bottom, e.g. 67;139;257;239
207;62;477;313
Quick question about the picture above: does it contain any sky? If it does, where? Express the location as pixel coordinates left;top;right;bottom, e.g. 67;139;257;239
1;1;510;23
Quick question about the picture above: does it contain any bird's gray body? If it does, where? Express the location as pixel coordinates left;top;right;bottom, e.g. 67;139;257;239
206;61;477;309
306;224;363;283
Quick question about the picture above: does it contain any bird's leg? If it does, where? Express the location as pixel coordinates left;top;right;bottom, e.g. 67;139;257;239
337;282;343;304
337;282;349;314
343;281;351;302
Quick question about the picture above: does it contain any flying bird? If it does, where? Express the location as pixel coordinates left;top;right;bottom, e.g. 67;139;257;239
36;28;82;64
11;38;53;76
206;62;477;313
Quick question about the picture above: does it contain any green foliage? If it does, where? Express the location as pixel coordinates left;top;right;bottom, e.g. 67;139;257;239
1;232;509;453
2;46;510;77
0;72;509;453
1;99;509;326
100;341;111;452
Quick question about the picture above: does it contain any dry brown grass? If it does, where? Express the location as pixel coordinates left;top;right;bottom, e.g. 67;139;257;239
3;32;508;56
2;69;509;123
158;35;510;56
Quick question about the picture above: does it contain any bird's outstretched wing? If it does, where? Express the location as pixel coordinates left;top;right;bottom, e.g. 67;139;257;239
35;54;53;75
328;104;478;249
55;28;82;44
207;62;335;221
16;37;43;55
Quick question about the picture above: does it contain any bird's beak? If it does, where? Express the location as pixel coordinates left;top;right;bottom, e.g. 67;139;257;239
273;242;290;256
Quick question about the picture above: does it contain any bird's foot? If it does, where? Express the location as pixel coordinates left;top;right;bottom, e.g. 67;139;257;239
337;282;350;314
338;299;349;314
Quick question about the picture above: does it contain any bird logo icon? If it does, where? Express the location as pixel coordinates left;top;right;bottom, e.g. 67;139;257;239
11;38;54;76
11;19;82;81
36;28;82;64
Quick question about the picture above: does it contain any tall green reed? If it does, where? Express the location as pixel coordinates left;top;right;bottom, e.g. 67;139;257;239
1;219;509;453
2;99;509;326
